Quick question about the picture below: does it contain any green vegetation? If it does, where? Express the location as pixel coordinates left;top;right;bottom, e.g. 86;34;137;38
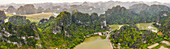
0;22;41;49
110;25;160;49
8;15;30;25
154;11;170;41
136;22;158;33
0;4;170;49
5;14;13;17
104;5;140;24
6;12;54;23
37;11;107;48
0;11;107;49
104;5;170;25
109;25;124;30
23;12;54;23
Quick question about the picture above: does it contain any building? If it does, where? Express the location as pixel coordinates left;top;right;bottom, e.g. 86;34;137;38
98;32;102;36
157;31;162;35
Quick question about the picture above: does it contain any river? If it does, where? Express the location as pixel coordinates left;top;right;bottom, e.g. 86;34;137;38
74;36;111;49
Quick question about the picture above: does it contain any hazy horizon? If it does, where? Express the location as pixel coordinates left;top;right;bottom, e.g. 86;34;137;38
0;0;169;5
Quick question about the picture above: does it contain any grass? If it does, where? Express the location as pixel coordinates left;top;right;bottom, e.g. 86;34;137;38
135;22;158;33
23;12;55;23
100;36;107;39
109;25;124;30
109;22;158;33
26;17;42;23
6;12;55;23
23;12;54;19
5;13;55;23
6;14;13;17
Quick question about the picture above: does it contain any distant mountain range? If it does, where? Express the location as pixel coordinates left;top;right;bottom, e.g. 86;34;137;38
0;1;170;15
0;1;169;8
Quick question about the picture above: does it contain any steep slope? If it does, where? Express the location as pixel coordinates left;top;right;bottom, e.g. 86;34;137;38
105;5;139;24
38;11;107;48
8;15;30;25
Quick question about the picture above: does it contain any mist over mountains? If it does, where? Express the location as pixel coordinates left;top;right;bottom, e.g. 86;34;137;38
1;1;170;15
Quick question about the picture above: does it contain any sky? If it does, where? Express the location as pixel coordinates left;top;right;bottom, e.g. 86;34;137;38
0;0;169;5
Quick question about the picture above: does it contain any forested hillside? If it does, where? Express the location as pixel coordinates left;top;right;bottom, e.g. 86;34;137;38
110;25;159;48
8;15;30;25
154;11;170;41
0;10;108;48
104;4;170;24
0;3;170;49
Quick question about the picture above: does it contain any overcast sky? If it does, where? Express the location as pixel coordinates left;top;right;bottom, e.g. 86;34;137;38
0;0;169;5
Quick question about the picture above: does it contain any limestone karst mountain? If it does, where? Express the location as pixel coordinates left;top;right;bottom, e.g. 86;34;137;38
16;4;36;15
37;7;44;13
0;10;7;20
0;10;6;25
6;6;16;14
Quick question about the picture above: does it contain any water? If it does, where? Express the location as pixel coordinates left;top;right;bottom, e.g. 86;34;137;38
75;36;111;49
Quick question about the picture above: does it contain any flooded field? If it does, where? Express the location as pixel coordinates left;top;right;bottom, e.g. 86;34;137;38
75;36;111;49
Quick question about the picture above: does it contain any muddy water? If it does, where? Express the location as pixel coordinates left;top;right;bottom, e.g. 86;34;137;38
74;36;111;49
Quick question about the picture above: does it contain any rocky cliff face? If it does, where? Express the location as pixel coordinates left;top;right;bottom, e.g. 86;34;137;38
38;11;105;34
16;4;36;15
0;10;7;20
0;22;41;48
6;6;16;13
0;11;6;25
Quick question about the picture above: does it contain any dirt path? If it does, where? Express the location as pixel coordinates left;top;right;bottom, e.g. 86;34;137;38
107;29;114;49
148;43;159;49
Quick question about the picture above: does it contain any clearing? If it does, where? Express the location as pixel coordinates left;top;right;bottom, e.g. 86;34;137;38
23;12;56;23
136;22;158;33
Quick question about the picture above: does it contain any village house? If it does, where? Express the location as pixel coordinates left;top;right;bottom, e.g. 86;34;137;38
98;32;102;36
157;31;162;35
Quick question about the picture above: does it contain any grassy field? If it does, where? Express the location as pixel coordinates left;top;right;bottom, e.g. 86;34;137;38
109;22;158;33
109;25;124;30
136;22;158;33
23;12;55;23
6;14;13;17
6;12;56;23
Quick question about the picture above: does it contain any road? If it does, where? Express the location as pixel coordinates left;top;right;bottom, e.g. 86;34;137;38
107;28;114;49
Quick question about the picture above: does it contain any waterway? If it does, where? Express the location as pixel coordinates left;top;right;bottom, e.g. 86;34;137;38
74;36;111;49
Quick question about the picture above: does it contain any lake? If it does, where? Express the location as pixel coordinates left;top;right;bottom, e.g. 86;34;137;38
74;36;111;49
